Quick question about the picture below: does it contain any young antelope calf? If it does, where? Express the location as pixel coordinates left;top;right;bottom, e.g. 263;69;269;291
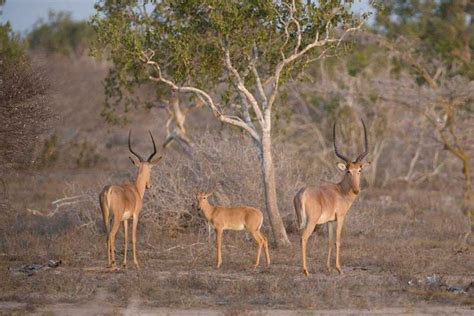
196;192;270;269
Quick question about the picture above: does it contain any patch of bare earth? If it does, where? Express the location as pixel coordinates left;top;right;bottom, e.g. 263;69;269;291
0;232;472;314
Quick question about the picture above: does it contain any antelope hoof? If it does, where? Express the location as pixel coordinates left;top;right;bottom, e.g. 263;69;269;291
303;269;310;276
336;266;343;274
109;264;119;272
123;263;127;269
134;261;140;270
327;266;333;273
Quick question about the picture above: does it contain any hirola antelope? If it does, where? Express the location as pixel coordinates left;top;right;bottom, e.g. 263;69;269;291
99;130;162;269
196;191;270;269
294;120;370;276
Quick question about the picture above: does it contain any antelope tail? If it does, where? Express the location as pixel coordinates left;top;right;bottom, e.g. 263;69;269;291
99;186;112;235
294;188;307;230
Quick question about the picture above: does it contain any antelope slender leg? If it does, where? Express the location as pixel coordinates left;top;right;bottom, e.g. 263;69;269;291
123;220;128;268
260;231;270;266
250;230;263;268
107;233;111;267
327;221;335;273
132;214;140;269
215;229;223;268
335;216;346;274
301;221;317;276
109;219;121;267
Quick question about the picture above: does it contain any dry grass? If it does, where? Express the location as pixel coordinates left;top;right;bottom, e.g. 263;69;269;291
1;180;472;311
1;224;472;311
1;53;473;313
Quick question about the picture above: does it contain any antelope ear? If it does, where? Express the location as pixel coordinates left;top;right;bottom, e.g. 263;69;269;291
129;156;140;167
361;161;372;169
150;155;163;165
337;163;347;171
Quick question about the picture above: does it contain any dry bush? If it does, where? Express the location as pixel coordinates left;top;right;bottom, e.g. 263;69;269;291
0;57;51;170
0;127;305;256
142;130;305;237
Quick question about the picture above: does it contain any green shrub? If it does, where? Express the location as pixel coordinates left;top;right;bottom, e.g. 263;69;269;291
28;11;94;55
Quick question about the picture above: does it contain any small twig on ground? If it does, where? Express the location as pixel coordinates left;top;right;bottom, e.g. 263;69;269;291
27;195;87;217
150;242;207;255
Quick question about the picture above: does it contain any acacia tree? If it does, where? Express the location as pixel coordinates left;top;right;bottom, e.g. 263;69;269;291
92;0;372;247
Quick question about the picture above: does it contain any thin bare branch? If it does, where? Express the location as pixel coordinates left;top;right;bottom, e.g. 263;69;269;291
27;195;87;217
223;48;265;128
268;19;366;111
141;51;261;142
251;64;268;109
237;90;257;131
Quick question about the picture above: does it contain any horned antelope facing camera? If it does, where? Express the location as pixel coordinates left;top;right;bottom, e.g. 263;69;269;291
196;191;270;269
294;119;370;276
99;130;162;269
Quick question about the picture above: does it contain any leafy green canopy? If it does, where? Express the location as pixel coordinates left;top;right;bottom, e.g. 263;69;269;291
28;11;95;55
375;0;473;79
91;0;362;122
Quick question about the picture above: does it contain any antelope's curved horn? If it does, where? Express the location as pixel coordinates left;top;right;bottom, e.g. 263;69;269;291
355;119;369;163
333;122;350;164
147;130;158;162
128;130;144;162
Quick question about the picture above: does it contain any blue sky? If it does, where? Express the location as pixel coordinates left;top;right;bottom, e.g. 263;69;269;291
1;0;372;35
1;0;97;34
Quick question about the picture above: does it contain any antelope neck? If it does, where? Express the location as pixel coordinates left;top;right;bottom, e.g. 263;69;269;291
134;167;148;199
199;199;215;220
338;173;357;198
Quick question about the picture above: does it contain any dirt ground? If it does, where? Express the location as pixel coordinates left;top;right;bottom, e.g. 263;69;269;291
1;228;473;314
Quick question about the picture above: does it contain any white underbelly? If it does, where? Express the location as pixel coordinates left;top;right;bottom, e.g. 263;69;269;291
122;211;132;221
317;213;336;224
225;223;245;231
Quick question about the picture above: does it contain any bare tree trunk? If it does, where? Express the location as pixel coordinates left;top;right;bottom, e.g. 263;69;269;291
461;157;474;240
260;128;291;247
464;190;474;238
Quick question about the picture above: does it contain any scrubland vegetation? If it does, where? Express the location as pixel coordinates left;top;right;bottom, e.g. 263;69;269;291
0;0;473;313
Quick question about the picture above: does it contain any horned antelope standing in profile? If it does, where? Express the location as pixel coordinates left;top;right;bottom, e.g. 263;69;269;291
99;130;162;269
294;119;370;276
196;191;270;269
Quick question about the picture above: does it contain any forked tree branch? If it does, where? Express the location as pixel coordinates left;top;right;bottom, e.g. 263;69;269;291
140;51;261;142
380;95;469;164
236;90;257;132
268;17;367;111
252;66;269;112
223;48;265;128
